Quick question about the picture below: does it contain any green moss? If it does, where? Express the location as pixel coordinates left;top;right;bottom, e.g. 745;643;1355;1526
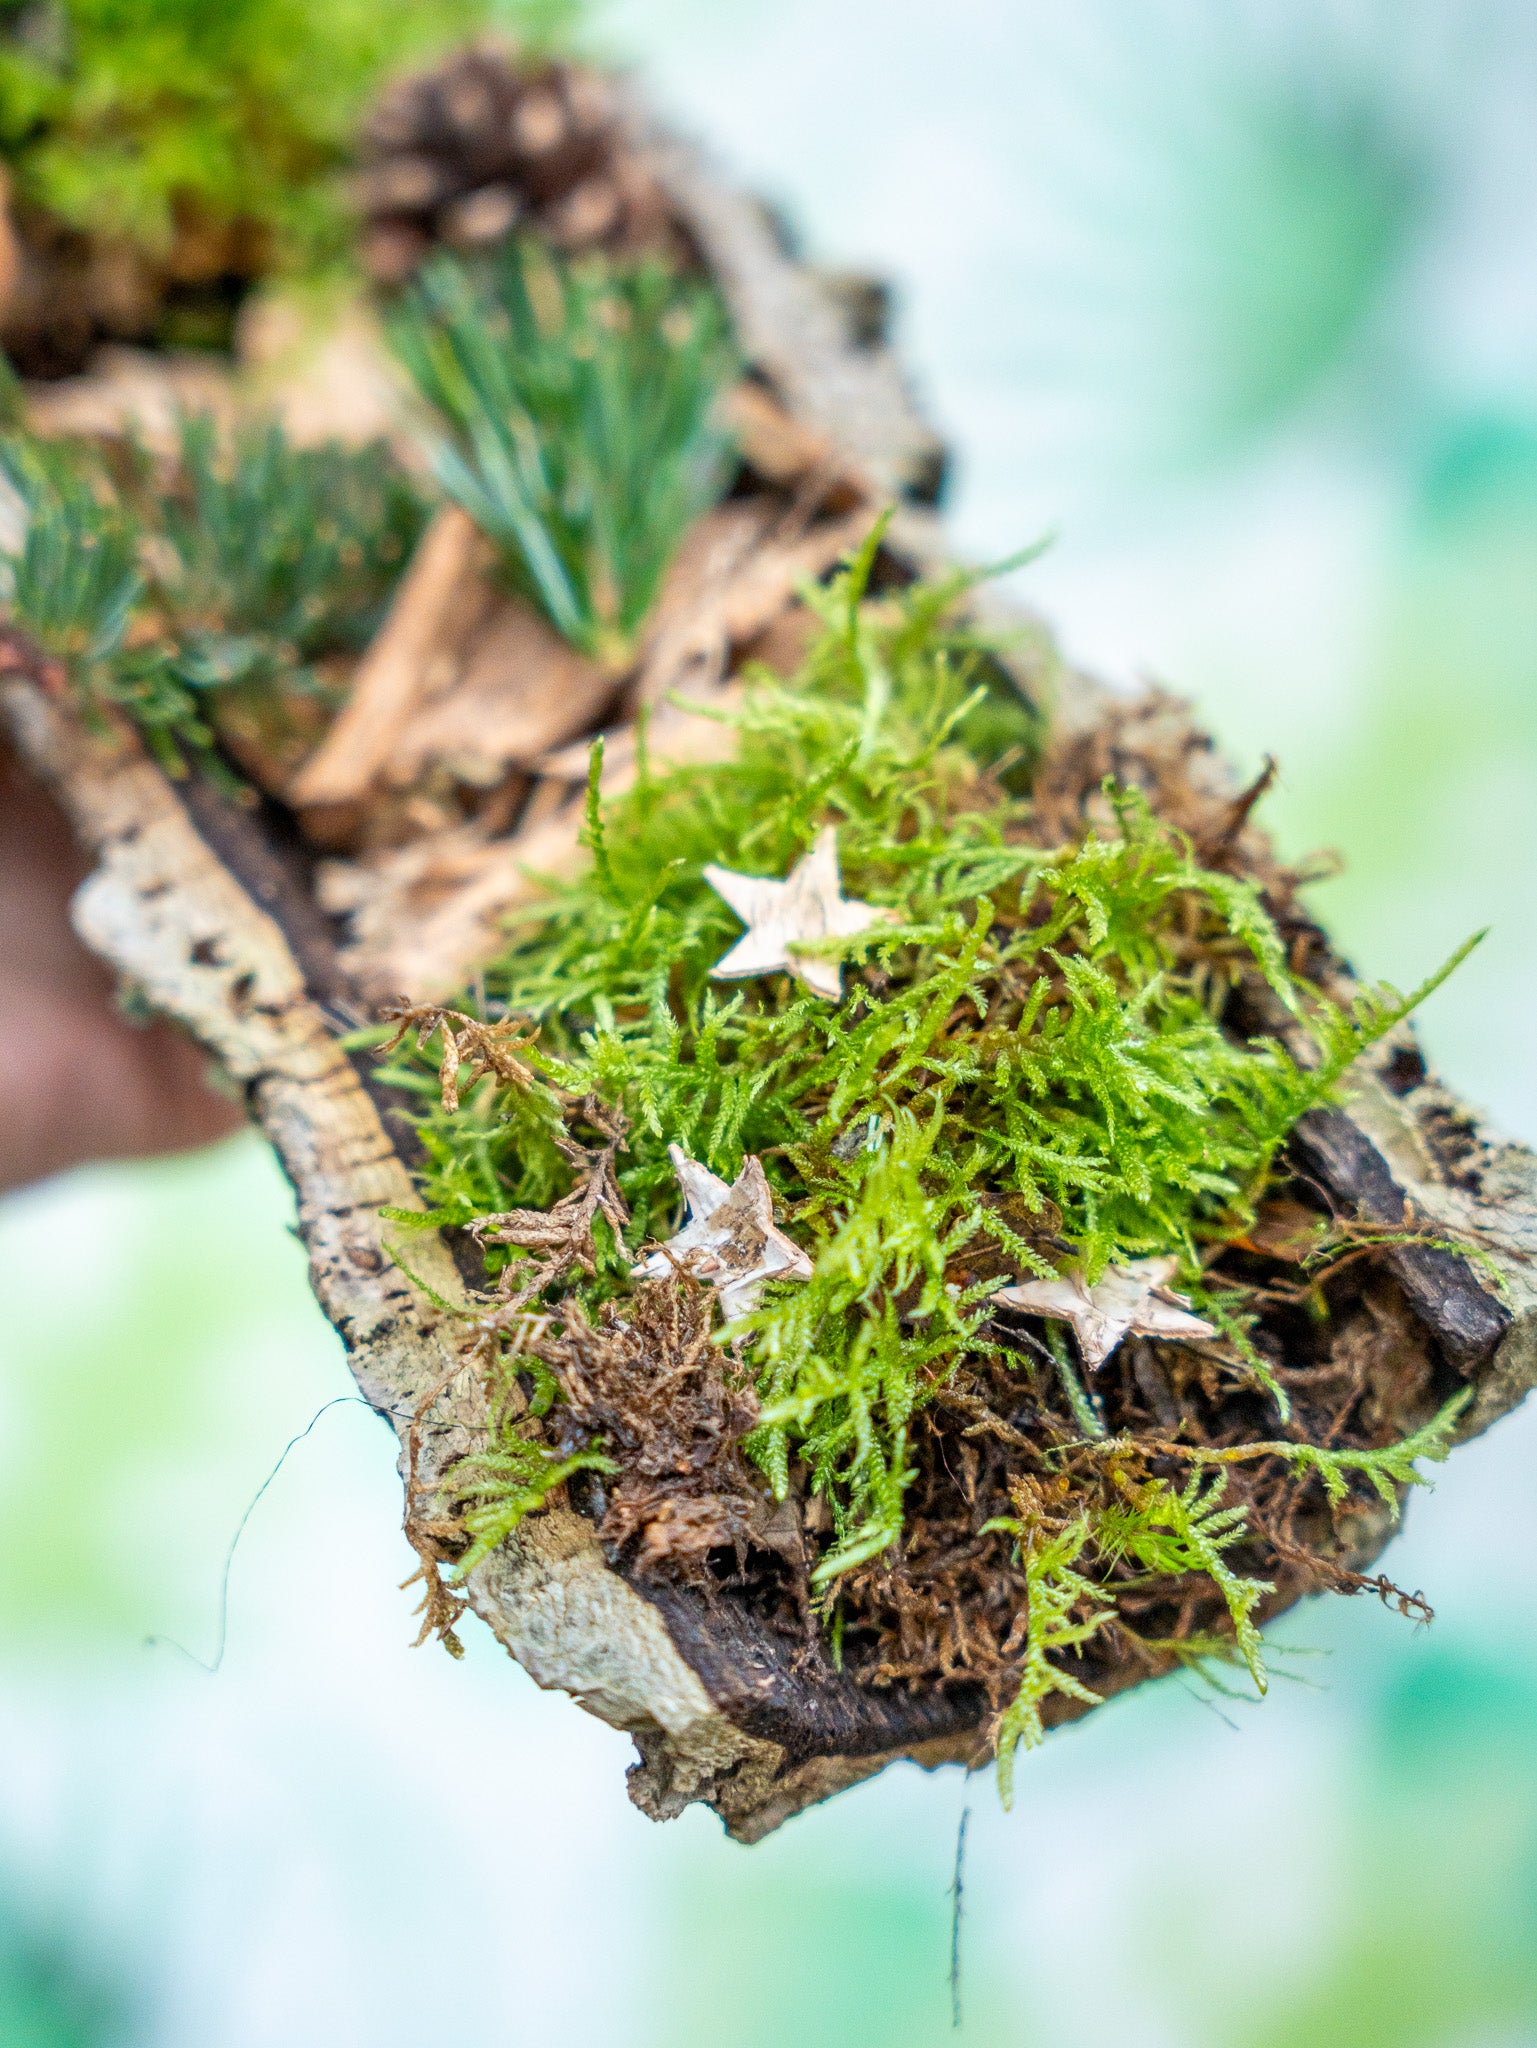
984;1394;1465;1804
378;523;1472;1599
979;1515;1111;1804
454;1435;615;1576
4;401;1468;1764
0;0;575;273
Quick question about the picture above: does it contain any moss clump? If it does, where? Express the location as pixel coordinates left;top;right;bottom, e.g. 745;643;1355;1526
376;526;1473;1680
983;1399;1464;1800
0;0;573;278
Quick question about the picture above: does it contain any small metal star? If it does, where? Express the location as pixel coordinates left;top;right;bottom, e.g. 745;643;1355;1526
632;1144;814;1319
991;1256;1215;1370
703;825;895;1001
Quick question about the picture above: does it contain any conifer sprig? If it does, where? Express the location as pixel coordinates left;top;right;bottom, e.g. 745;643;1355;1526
0;436;210;771
0;438;140;660
387;244;738;660
155;415;426;695
0;415;425;769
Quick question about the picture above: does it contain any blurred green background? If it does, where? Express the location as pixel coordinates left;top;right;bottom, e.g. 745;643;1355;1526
3;3;1535;2042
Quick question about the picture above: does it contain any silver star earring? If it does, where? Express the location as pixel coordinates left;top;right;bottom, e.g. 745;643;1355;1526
992;1256;1215;1369
704;825;895;1001
632;1143;814;1318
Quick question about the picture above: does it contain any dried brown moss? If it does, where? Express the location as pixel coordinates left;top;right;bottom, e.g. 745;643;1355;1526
540;1278;804;1591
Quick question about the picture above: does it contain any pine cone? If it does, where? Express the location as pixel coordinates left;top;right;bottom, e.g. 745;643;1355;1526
356;44;684;286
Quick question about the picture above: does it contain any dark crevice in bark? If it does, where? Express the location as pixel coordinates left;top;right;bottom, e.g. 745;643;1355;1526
179;774;418;1119
180;772;355;1013
1288;1109;1510;1371
629;1573;989;1761
177;768;493;1294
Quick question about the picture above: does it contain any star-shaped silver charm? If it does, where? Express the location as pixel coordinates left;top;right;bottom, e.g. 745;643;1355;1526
991;1256;1215;1370
703;825;895;1001
632;1144;814;1319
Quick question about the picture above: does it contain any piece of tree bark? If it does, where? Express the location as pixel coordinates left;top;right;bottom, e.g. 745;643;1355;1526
721;378;864;505
626;95;947;507
5;102;1537;1845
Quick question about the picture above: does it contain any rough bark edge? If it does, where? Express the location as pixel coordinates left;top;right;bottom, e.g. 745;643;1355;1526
0;668;797;1832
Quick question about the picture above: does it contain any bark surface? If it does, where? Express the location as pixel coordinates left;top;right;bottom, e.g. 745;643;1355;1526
4;107;1536;1842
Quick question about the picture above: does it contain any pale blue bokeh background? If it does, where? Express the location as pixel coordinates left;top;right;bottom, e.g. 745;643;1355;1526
3;4;1535;2042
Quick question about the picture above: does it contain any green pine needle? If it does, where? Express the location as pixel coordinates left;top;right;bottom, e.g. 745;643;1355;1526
386;243;739;660
1;415;425;771
155;414;426;695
